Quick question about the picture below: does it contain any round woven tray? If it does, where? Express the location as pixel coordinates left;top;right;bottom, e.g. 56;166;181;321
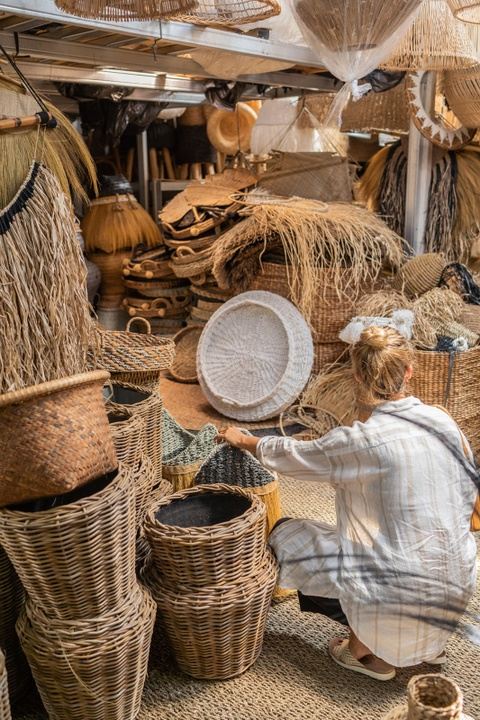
0;651;11;720
0;370;117;507
124;277;180;297
169;325;203;383
191;282;233;302
144;483;267;587
107;383;163;483
165;234;216;252
17;586;156;720
143;549;277;680
108;406;146;468
0;464;136;620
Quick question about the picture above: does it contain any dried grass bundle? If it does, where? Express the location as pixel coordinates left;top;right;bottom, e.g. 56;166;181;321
293;364;357;437
212;197;405;321
455;147;480;257
82;195;162;254
355;145;390;212
356;289;413;317
0;76;96;208
0;164;91;392
412;287;465;348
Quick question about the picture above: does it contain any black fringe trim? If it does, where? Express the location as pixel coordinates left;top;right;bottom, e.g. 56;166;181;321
0;162;41;236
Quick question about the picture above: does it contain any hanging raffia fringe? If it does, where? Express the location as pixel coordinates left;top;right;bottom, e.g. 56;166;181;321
0;76;96;209
381;0;478;71
212;197;404;323
82;194;162;254
0;163;92;393
444;66;480;128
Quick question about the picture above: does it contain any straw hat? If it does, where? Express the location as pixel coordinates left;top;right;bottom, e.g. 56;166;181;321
207;103;258;155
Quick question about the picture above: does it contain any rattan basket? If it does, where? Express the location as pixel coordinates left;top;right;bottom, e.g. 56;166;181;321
313;341;349;374
106;383;163;483
0;370;117;507
0;465;136;620
195;440;281;534
0;547;29;704
411;345;480;457
108;406;146;468
460;305;480;335
111;370;161;391
17;586;156;720
144;483;267;587
383;673;473;720
169;325;203;383
0;651;11;720
143;549;277;679
134;457;157;527
162;409;217;492
93;317;175;374
393;253;446;297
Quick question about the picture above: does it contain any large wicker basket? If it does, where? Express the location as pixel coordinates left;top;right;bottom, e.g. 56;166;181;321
411;346;480;457
144;483;267;587
106;383;163;483
0;465;136;620
108;406;146;468
144;550;277;680
0;650;11;720
0;547;29;704
17;586;156;720
0;370;117;507
134;457;157;527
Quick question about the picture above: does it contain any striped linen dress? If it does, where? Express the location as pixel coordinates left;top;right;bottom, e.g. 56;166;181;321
261;397;477;667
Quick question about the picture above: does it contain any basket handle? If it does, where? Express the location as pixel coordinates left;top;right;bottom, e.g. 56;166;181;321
203;299;292;409
126;317;152;334
174;246;196;259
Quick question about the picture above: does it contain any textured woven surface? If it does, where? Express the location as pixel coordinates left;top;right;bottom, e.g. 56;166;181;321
393;254;446;297
93;324;175;374
0;650;11;720
13;476;480;720
197;291;313;421
0;371;117;507
143;549;277;680
0;466;136;620
134;457;158;527
383;674;470;719
162;409;217;466
144;483;267;587
169;326;203;383
17;586;155;720
0;547;29;705
109;406;146;468
195;441;275;488
444;66;480;129
112;370;161;392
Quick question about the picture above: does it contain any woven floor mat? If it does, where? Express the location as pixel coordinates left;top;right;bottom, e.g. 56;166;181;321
14;477;480;720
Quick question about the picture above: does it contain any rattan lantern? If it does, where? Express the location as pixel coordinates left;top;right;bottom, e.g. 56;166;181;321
382;0;478;70
444;65;480;127
56;0;280;24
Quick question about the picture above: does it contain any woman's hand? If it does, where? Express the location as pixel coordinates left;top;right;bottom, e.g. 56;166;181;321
216;426;260;454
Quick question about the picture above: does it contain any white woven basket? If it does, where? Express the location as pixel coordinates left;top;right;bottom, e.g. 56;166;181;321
197;290;313;421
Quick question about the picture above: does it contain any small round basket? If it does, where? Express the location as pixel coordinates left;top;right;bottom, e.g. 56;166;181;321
144;483;267;587
197;290;313;421
0;650;11;720
169;325;203;383
143;549;277;680
382;673;473;720
0;370;117;507
0;465;136;620
16;586;156;720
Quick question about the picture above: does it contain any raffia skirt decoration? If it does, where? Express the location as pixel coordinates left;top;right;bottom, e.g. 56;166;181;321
17;586;156;720
0;465;136;620
143;550;277;680
0;650;11;720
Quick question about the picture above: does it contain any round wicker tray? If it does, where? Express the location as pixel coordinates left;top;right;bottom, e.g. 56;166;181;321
169;325;204;383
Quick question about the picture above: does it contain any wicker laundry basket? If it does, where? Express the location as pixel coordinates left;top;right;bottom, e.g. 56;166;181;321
411;345;480;457
195;440;281;535
144;483;267;587
162;410;217;492
197;291;313;421
17;586;156;720
383;673;473;720
0;651;11;720
144;549;277;679
0;465;136;620
106;383;163;483
108;406;146;468
0;370;117;507
0;547;29;704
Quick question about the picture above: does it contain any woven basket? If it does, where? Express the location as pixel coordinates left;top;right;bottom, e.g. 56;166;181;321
134;457;157;527
197;291;314;422
0;370;117;507
383;673;472;720
112;370;161;391
93;317;175;374
461;305;480;335
444;66;480;129
109;406;146;468
162;410;217;492
0;547;29;704
17;586;156;720
0;465;136;620
195;440;281;534
144;483;267;587
169;325;203;383
0;651;11;720
437;320;479;347
411;345;480;458
144;549;277;679
106;383;163;483
163;0;279;27
313;341;349;375
393;254;446;297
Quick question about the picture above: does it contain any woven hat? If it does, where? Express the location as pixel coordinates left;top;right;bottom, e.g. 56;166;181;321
197;290;314;421
207;103;258;155
382;674;474;720
393;253;447;296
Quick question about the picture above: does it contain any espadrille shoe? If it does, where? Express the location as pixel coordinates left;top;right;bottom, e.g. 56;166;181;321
328;638;396;681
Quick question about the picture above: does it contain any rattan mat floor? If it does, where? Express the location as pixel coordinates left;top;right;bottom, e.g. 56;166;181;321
15;476;480;720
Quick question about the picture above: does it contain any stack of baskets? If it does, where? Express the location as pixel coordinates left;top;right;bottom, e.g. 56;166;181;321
0;371;156;720
162;409;217;492
143;483;277;679
123;246;192;336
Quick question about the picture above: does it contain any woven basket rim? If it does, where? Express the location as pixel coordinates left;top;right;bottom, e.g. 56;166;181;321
0;370;109;408
145;482;265;535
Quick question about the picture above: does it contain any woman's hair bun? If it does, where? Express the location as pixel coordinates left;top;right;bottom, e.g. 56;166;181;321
360;326;391;351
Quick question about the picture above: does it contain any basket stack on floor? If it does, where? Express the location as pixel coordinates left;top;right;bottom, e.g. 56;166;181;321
143;484;277;680
0;370;156;720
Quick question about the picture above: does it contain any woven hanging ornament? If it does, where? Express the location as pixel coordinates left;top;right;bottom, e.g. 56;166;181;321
55;0;197;20
449;0;480;23
382;0;478;70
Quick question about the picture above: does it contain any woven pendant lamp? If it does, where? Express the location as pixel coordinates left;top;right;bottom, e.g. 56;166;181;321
382;0;478;70
444;64;480;127
449;0;480;23
56;0;280;24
